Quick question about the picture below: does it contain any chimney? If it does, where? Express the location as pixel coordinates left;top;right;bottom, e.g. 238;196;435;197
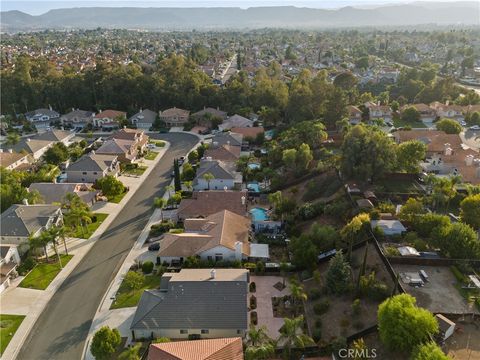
22;199;29;205
234;241;243;261
466;154;474;166
123;125;127;129
210;269;216;279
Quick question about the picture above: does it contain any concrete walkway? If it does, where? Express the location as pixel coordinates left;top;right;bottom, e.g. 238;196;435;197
83;136;202;360
0;142;170;360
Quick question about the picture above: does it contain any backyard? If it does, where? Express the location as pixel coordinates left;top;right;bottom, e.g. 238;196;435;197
110;273;161;309
303;244;394;346
72;213;109;238
19;255;73;290
0;314;25;355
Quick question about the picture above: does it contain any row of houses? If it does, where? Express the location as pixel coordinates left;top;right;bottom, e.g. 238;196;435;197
347;102;480;124
22;105;263;132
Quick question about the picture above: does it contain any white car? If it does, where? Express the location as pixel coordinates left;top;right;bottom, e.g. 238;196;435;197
469;125;480;130
460;121;467;127
147;143;156;149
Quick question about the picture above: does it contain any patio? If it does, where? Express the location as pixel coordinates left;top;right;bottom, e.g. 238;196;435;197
249;275;291;339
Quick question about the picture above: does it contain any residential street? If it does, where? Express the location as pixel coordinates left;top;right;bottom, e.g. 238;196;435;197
16;133;199;360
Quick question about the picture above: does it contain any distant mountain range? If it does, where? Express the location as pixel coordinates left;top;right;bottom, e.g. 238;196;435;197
1;2;479;32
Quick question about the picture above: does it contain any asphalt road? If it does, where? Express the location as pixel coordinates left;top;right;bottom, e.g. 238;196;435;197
17;133;198;360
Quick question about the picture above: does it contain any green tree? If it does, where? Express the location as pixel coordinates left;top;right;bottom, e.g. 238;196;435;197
282;148;297;172
340;213;371;261
5;131;20;146
460;194;480;229
296;143;313;174
438;222;480;259
290;236;317;271
378;294;439;353
245;325;275;360
278;316;314;359
326;252;352;295
43;142;69;165
202;172;215;190
465;111;480;126
96;175;125;197
173;159;181;192
118;343;141;360
401;107;421;124
436;118;462;134
90;326;121;360
333;72;358;90
181;163;195;181
124;271;144;291
399;198;426;222
289;282;308;316
411;342;450;360
397;140;427;173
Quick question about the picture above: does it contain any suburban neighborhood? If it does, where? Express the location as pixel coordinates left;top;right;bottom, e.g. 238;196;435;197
1;2;480;360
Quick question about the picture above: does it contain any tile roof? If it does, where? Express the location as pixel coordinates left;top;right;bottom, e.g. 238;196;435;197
148;337;244;360
94;109;126;119
96;138;135;155
67;153;117;172
211;132;243;147
131;269;248;331
161;107;190;117
129;109;157;124
394;130;463;153
220;115;253;129
158;210;251;258
0;151;28;168
204;145;241;161
177;190;247;219
191;107;228;119
28;183;98;205
0;204;61;237
230;127;264;138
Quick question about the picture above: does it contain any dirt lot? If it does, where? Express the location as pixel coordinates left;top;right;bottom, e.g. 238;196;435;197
392;265;477;315
303;244;395;344
445;319;480;359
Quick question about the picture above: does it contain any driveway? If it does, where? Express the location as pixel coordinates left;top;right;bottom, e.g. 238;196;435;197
17;133;198;360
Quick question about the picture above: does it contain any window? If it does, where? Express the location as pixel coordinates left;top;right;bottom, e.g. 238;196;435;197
215;254;223;261
201;329;209;334
237;330;242;334
82;172;87;175
180;330;188;334
93;172;98;175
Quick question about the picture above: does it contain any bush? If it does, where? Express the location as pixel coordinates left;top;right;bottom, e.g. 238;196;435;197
243;262;257;270
255;262;265;274
384;246;400;257
149;221;175;237
142;261;154;274
309;288;322;300
312;327;322;342
17;257;37;275
250;295;257;310
450;266;468;283
249;282;256;292
313;299;330;315
250;311;258;325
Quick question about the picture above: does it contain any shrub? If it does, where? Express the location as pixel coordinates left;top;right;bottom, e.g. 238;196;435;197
309;288;322;300
17;257;37;275
450;266;468;283
312;327;322;342
243;262;257;270
149;221;174;237
249;282;256;292
142;261;154;274
250;295;257;310
255;261;265;274
384;246;400;257
313;299;330;315
250;311;258;325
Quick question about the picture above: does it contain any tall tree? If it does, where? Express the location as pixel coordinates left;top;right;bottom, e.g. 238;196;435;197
278;316;314;359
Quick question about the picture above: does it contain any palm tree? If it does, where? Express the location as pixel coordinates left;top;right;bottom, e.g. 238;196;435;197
65;206;92;237
5;132;20;146
202;172;215;190
35;231;52;263
183;180;193;192
50;225;69;256
245;325;275;360
289;283;308;316
278;316;314;359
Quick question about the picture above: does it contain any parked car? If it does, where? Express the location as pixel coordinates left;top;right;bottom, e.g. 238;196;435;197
147;143;156;149
469;125;480;130
148;242;160;251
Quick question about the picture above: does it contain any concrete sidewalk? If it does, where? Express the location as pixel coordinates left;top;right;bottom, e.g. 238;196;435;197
83;137;202;360
0;143;170;360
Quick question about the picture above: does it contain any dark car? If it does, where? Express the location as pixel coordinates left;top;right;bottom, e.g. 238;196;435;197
148;242;160;251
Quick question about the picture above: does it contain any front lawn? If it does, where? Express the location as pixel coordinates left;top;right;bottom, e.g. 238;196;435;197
0;314;26;355
145;151;159;160
108;190;128;204
72;213;109;238
19;255;73;290
149;140;165;147
110;273;161;309
123;166;147;176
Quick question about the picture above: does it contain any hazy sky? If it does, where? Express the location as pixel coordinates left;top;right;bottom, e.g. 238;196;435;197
1;0;461;15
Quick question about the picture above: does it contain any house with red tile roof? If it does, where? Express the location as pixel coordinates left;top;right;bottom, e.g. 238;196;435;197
148;338;244;360
160;107;190;127
94;109;127;129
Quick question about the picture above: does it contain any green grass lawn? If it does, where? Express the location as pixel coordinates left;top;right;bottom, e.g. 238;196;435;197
72;213;109;238
0;314;26;355
145;151;159;160
110;273;161;309
18;255;73;290
108;190;128;204
123;166;147;176
393;117;427;128
149;140;165;147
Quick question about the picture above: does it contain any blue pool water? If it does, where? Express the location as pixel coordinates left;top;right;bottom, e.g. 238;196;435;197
250;207;269;221
247;182;260;193
248;163;261;170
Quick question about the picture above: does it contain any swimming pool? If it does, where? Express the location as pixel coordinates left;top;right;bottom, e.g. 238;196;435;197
247;182;260;193
250;207;269;222
247;163;261;170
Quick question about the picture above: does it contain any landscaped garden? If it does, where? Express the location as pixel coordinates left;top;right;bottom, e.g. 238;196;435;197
149;140;165;147
144;151;159;160
0;314;26;355
110;265;162;309
72;213;109;238
122;164;147;176
19;254;73;290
